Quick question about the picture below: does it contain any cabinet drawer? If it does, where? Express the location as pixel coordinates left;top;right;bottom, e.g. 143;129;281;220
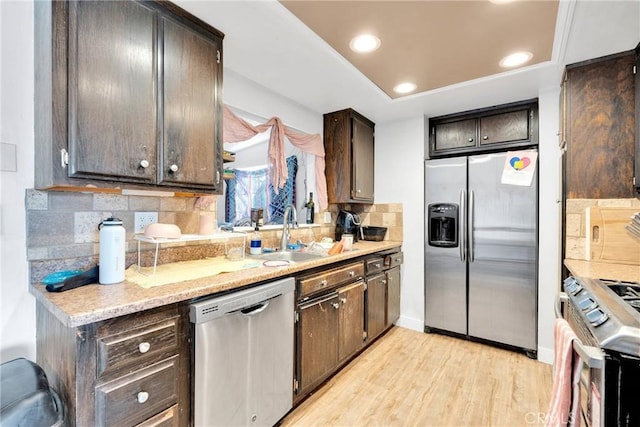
97;318;179;378
365;257;385;276
136;404;178;427
385;252;403;269
298;262;364;298
95;356;179;427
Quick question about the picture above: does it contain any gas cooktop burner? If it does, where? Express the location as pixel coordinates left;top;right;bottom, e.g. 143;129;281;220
599;279;640;313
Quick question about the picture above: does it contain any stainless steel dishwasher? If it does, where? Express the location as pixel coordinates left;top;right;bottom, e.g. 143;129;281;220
189;277;295;427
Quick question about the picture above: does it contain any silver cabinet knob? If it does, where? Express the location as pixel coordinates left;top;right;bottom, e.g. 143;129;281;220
468;137;474;142
169;164;179;173
349;271;355;277
138;342;150;354
320;280;328;287
137;391;149;404
483;135;489;140
139;160;149;168
331;302;340;309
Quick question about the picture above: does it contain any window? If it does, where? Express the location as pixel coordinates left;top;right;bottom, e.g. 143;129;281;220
225;155;298;225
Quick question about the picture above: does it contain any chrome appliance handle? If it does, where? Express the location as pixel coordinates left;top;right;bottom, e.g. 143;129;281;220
240;301;270;317
574;341;604;369
460;190;466;262
468;190;475;262
554;292;568;319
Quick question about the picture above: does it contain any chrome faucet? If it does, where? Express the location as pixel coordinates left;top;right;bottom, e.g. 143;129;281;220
281;204;298;251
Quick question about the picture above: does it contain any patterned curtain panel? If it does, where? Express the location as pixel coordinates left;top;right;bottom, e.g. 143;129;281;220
225;155;298;225
269;155;298;223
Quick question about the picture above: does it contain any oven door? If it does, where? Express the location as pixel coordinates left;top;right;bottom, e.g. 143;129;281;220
556;292;605;427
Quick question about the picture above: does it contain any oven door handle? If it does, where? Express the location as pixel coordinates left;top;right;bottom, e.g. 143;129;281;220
554;292;568;319
573;340;604;369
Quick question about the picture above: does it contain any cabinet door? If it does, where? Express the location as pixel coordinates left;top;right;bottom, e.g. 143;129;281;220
338;281;365;362
366;273;387;342
479;109;530;146
635;50;640;195
67;1;157;184
297;294;339;396
159;16;222;190
351;116;374;202
386;267;401;327
433;118;476;152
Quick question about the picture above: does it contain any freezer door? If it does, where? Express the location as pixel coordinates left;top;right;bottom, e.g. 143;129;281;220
467;151;537;351
424;157;467;335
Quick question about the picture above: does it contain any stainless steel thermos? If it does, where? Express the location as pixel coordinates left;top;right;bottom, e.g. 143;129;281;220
98;217;125;284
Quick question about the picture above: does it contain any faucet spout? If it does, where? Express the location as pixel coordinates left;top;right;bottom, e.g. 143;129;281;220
281;204;298;251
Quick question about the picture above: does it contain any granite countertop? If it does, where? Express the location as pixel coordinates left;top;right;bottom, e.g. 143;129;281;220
564;259;640;283
30;240;402;328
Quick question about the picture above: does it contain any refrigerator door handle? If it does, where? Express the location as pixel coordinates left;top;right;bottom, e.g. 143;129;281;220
459;189;466;262
469;190;475;263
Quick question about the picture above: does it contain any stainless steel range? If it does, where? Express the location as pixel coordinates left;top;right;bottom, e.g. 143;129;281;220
560;276;640;427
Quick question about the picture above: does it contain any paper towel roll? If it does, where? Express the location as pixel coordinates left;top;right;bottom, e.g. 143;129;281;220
199;213;216;235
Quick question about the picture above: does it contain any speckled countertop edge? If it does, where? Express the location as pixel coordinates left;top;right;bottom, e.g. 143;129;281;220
30;240;402;328
564;259;640;283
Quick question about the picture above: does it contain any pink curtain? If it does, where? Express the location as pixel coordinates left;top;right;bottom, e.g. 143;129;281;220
222;104;328;209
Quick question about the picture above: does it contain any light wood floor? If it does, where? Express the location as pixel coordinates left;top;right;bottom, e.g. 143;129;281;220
282;327;552;427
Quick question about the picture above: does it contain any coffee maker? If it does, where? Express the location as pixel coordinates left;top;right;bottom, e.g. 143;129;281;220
335;210;361;242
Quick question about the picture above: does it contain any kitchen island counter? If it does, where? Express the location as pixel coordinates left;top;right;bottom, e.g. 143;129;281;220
30;240;401;327
564;258;640;283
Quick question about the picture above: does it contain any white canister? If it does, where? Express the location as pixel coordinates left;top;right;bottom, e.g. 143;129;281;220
99;217;126;284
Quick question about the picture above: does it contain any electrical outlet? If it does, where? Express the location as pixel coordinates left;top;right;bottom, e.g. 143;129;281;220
134;212;158;233
323;212;332;224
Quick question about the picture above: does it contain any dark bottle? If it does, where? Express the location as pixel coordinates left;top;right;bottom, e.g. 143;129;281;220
305;192;315;224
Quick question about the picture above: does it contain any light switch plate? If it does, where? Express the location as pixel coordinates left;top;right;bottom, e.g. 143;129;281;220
134;212;158;233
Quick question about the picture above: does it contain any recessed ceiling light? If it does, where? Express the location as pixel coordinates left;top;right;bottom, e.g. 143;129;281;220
393;82;417;94
499;51;533;68
349;34;381;53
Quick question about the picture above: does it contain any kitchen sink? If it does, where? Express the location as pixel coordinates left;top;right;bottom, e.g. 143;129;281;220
250;251;324;263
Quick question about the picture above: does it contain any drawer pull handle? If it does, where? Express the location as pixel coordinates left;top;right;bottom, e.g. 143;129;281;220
382;280;387;285
340;297;347;305
331;302;340;309
349;271;355;277
139;160;149;169
320;280;328;287
138;342;151;354
374;263;381;268
137;391;149;404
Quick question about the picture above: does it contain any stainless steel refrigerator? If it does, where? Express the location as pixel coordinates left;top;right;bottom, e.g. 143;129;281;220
424;150;538;354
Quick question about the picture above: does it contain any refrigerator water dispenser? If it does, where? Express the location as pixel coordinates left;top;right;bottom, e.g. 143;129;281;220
428;203;458;247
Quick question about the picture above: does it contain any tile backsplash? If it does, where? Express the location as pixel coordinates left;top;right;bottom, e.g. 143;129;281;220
25;189;404;282
565;198;640;260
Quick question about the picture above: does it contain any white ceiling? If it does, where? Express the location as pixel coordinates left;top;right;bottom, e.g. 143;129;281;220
175;0;639;124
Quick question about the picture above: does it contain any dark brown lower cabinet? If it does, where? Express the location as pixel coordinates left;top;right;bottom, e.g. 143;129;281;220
296;280;366;400
297;293;340;398
338;281;366;362
386;266;401;326
366;272;387;341
35;303;190;427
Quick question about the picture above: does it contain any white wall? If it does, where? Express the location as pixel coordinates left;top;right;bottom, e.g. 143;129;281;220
375;117;426;332
1;0;36;363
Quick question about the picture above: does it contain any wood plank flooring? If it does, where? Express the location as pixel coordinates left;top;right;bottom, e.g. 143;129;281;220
282;327;552;426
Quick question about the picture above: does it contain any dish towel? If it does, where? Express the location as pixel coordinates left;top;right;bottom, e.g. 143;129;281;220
546;318;582;427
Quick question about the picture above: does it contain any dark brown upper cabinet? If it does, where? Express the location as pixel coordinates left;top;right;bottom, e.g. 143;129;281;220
428;99;538;158
35;0;224;195
562;50;636;199
324;109;375;204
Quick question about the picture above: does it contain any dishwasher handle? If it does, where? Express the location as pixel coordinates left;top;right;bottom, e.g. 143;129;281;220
241;301;270;317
